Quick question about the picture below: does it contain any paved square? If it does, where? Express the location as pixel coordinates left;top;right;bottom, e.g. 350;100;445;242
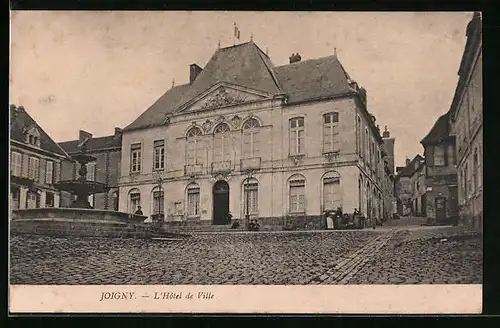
9;226;482;285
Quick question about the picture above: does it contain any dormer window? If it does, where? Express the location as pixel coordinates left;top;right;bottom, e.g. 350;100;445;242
25;126;41;147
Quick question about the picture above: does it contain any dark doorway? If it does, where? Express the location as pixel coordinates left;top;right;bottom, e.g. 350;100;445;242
213;180;230;225
435;197;447;222
421;194;427;217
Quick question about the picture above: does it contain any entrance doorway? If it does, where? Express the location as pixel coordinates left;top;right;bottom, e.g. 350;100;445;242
213;180;230;225
435;197;447;222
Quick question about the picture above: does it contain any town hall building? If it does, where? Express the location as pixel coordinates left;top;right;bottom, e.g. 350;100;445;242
118;41;395;229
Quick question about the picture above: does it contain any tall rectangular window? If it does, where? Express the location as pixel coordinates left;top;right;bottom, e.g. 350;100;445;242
365;129;369;165
45;192;55;208
45;160;54;184
289;179;305;213
153;140;165;170
11;152;22;176
213;124;231;162
187;186;200;216
434;146;445;166
86;162;96;181
323;178;341;211
28;157;39;181
323;112;339;152
446;144;455;166
130;143;142;173
153;189;164;214
243;181;259;214
289;117;305;155
356;116;362;156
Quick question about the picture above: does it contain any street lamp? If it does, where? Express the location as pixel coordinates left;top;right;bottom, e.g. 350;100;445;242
152;171;164;223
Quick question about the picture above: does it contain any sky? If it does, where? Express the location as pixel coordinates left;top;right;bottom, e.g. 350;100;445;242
10;11;473;167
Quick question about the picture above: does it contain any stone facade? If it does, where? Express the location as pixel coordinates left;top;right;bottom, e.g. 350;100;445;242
58;129;122;210
9;105;68;214
118;42;395;229
449;12;483;228
394;156;423;216
409;162;426;217
421;113;458;224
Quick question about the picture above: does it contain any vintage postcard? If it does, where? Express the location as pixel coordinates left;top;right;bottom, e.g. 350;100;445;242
9;11;482;314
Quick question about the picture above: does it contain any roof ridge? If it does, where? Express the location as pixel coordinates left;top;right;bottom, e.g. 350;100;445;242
274;53;337;68
253;43;283;93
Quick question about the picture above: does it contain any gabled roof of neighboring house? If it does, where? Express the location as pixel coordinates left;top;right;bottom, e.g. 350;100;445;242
123;41;356;132
58;134;122;154
421;111;451;145
10;105;69;157
397;155;424;178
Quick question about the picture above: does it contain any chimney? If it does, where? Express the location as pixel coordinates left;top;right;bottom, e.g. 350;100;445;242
78;130;92;145
189;64;203;84
382;125;390;138
289;53;301;64
405;158;411;166
114;127;122;137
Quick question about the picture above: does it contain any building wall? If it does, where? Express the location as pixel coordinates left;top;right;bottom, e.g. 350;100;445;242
455;47;483;228
10;143;63;212
423;141;458;223
119;94;392;225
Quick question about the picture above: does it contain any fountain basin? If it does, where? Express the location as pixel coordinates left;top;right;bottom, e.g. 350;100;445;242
8;208;188;239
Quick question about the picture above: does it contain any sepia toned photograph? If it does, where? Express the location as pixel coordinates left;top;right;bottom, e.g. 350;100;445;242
9;11;482;313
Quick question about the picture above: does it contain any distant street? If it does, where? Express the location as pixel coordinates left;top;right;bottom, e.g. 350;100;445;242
10;224;482;285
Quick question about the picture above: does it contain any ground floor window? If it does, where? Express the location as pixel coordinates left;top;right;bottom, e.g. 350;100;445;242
46;192;55;208
243;179;259;214
129;189;141;213
289;177;306;213
11;187;20;210
26;190;39;209
152;189;164;214
323;176;341;211
187;184;200;217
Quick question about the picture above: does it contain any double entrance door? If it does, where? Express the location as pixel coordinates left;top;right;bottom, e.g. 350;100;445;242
212;180;230;225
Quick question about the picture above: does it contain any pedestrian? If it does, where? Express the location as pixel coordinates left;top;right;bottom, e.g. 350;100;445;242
134;206;143;216
226;211;233;224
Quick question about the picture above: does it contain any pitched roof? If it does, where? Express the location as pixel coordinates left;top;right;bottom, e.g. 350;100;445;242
421;112;451;145
58;134;122;154
10;105;69;157
273;55;353;104
397;155;424;178
124;42;355;131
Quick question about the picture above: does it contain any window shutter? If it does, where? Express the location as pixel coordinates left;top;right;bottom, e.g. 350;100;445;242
39;158;46;184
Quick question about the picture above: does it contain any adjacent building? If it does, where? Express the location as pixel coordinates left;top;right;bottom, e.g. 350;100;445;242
421;112;458;224
9;105;69;212
409;159;426;217
58;129;123;210
118;41;395;229
449;12;483;228
394;155;424;216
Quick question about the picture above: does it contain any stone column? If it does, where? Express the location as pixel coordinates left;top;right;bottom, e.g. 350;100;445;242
39;191;46;208
19;187;28;209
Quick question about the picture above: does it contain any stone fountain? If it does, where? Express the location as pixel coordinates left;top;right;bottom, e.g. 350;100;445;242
55;150;109;209
10;148;188;239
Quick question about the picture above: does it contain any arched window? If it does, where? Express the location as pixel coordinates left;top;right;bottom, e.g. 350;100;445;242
186;127;203;165
288;174;306;213
151;186;164;215
322;171;341;211
289;117;305;155
186;183;200;217
243;177;259;215
242;118;260;158
213;123;231;162
128;188;141;213
323;112;339;153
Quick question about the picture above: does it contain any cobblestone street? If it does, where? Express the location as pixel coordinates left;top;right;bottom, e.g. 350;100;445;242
9;226;482;285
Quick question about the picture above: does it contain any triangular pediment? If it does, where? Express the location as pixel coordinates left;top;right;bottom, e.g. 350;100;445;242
175;82;272;113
